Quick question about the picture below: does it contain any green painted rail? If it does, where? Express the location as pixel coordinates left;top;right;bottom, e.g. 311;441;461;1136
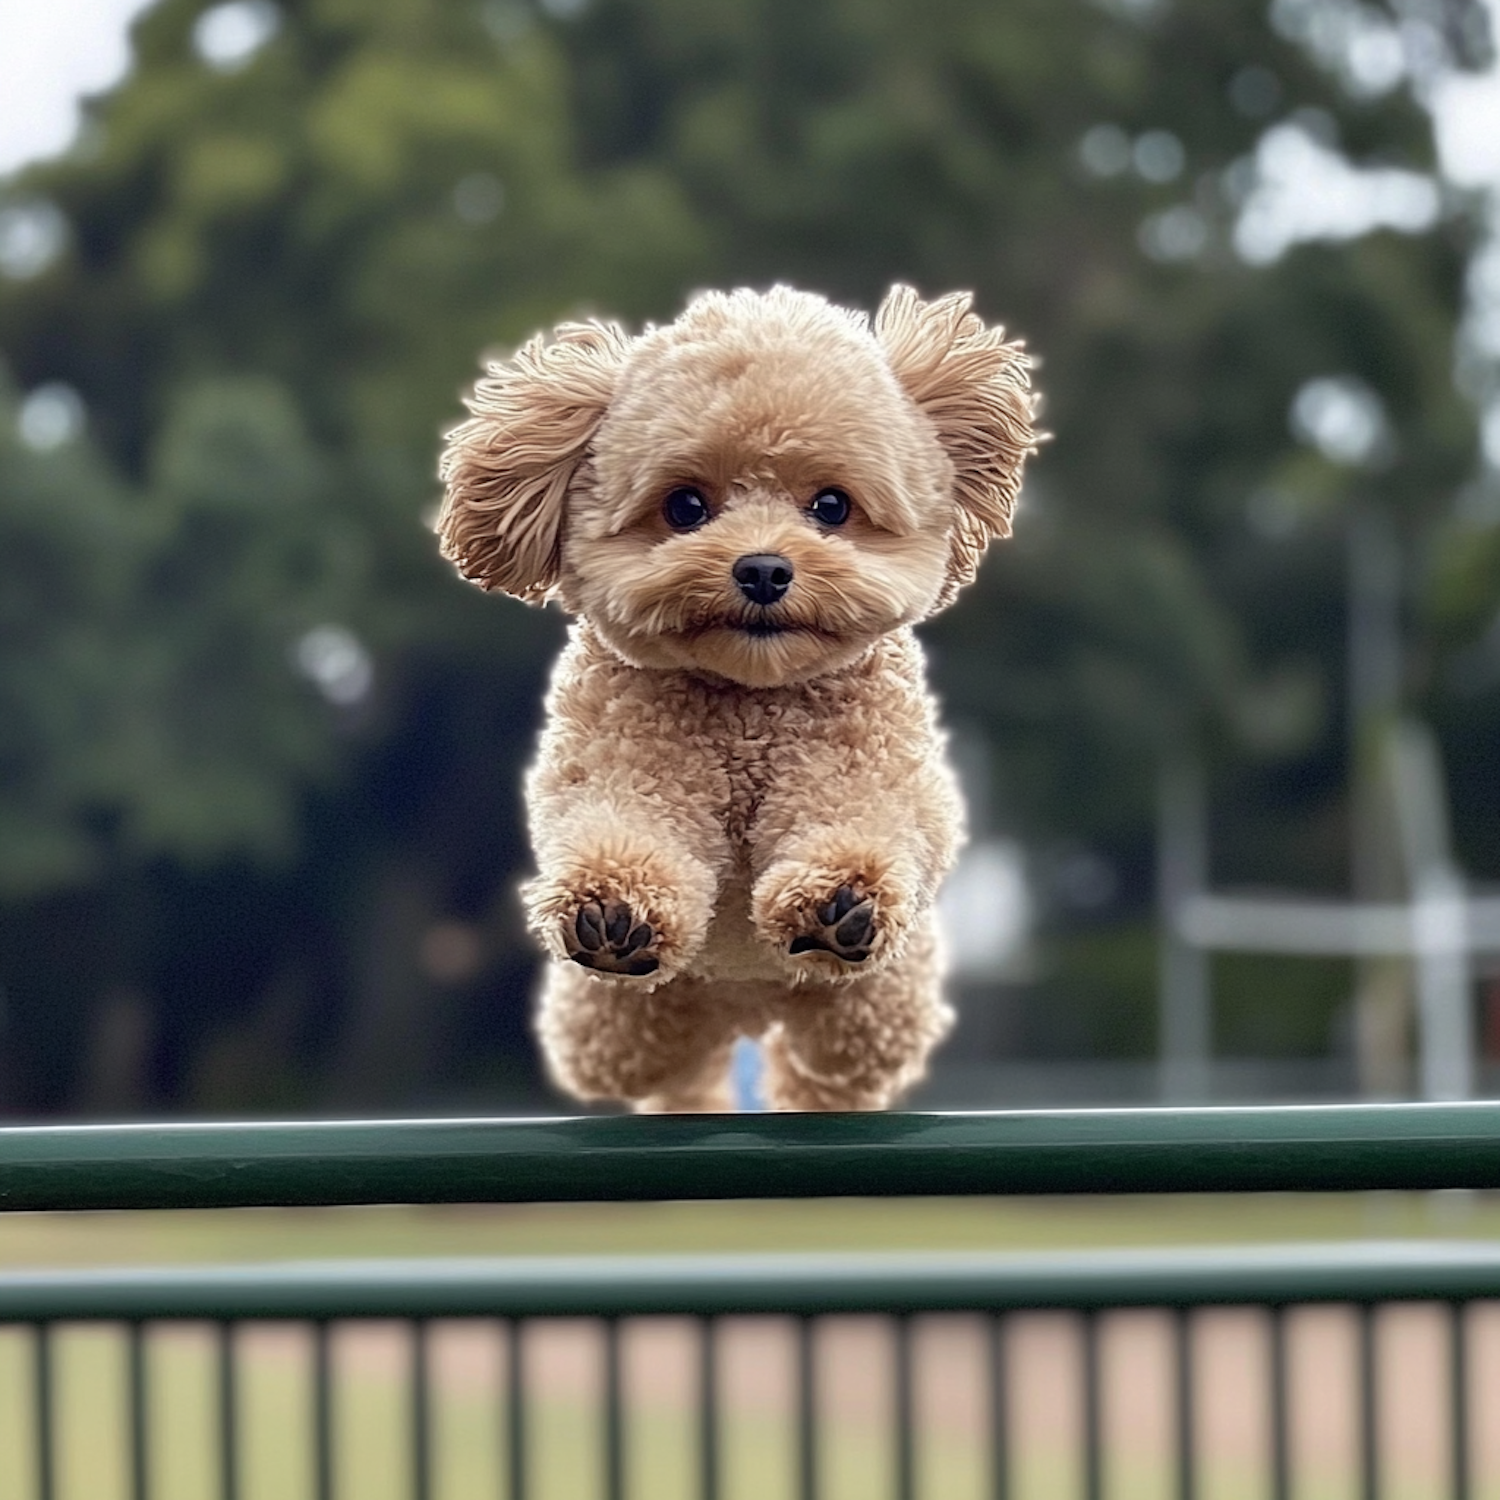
3;1102;1500;1211
0;1242;1498;1320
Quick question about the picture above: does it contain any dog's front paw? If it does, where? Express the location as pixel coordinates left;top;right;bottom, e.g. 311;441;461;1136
787;882;878;963
525;854;710;984
754;858;909;976
568;898;660;977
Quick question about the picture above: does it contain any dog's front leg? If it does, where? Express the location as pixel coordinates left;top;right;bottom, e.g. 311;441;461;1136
523;813;720;986
750;814;950;980
749;655;964;979
748;729;962;1108
520;645;731;988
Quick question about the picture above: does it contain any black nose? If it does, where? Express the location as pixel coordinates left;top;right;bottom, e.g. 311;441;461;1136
733;553;794;606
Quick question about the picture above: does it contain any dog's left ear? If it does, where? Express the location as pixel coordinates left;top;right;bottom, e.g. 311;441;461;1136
437;320;630;602
875;285;1038;607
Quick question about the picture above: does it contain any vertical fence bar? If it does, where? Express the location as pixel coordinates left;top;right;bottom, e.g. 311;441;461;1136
988;1315;1009;1500
1358;1305;1378;1500
128;1321;149;1500
313;1322;333;1500
1174;1308;1194;1500
1450;1302;1469;1500
217;1323;238;1500
506;1320;526;1500
34;1323;53;1500
893;1316;916;1500
797;1317;817;1500
603;1319;624;1500
412;1320;432;1500
1269;1306;1290;1500
698;1318;719;1500
1082;1312;1103;1500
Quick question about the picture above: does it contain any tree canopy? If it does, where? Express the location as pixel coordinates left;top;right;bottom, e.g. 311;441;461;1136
0;0;1494;1112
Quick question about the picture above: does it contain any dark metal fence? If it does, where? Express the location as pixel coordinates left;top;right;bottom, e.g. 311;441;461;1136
3;1103;1499;1500
6;1102;1500;1209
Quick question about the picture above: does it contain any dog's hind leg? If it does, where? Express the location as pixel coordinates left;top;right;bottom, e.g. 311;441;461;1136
760;920;954;1111
634;1035;737;1113
536;964;740;1112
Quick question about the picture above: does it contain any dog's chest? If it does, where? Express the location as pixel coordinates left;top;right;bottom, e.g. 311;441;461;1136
717;698;789;844
673;684;799;847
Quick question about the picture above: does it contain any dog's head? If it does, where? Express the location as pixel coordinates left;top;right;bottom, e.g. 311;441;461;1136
438;285;1037;687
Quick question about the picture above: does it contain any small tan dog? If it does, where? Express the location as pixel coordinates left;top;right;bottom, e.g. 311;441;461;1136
438;285;1037;1111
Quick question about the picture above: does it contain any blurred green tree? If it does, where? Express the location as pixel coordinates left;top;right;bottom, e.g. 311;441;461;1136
0;373;138;899
561;0;1486;837
0;0;704;1110
0;0;1492;1110
0;371;350;892
557;0;1494;1084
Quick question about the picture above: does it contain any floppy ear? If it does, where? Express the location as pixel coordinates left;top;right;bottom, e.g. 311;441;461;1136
437;320;631;602
875;285;1039;607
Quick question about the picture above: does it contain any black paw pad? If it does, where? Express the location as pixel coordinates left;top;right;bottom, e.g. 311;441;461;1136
569;900;658;976
788;884;876;964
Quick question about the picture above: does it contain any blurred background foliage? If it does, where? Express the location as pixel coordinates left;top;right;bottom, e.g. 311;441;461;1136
0;0;1497;1114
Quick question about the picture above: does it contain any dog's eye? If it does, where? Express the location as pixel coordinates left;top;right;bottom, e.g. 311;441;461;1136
809;488;852;527
663;487;711;530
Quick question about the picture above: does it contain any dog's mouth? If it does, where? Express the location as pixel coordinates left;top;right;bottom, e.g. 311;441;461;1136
664;607;842;647
676;612;818;640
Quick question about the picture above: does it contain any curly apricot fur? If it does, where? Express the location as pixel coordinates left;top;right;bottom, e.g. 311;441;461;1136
438;285;1039;1111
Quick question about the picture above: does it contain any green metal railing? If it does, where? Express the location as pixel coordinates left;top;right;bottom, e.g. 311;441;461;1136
2;1103;1499;1500
4;1101;1500;1209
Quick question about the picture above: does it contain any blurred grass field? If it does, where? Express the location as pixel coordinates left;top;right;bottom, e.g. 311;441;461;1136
1;1188;1499;1269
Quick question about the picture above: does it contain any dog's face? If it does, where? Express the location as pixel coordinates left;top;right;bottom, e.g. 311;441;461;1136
438;286;1036;688
560;294;957;685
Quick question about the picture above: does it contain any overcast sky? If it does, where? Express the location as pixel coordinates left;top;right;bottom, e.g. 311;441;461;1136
1432;0;1500;188
0;0;1498;217
0;1;154;177
4;0;1500;180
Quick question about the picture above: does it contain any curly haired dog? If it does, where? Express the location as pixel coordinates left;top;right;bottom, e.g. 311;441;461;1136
438;285;1037;1111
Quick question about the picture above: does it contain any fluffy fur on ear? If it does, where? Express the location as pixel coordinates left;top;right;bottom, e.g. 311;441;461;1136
437;320;630;601
875;285;1038;608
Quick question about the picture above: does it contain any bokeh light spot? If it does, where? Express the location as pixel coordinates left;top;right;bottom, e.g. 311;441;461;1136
1290;375;1392;468
193;1;281;72
17;383;85;451
292;625;374;707
0;200;67;279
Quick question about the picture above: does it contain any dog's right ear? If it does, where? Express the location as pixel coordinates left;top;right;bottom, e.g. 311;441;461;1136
437;320;630;602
